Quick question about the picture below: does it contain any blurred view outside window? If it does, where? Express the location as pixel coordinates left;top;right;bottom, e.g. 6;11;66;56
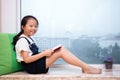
21;0;120;64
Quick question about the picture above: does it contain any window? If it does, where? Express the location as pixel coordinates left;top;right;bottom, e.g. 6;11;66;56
21;0;120;64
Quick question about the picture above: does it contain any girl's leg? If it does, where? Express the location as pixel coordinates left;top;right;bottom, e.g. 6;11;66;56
46;46;101;74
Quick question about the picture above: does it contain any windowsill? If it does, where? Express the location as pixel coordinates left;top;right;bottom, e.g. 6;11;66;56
0;64;120;80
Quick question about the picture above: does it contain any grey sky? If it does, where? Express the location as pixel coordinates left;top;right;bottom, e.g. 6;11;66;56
22;0;120;37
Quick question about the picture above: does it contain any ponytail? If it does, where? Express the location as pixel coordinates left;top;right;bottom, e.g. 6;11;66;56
12;30;23;51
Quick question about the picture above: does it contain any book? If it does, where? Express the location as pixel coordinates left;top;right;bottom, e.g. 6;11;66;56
52;44;62;52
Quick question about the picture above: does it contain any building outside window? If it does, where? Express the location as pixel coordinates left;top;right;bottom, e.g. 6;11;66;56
21;0;120;64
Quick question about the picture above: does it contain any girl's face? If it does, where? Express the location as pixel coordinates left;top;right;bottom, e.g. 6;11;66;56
22;18;38;37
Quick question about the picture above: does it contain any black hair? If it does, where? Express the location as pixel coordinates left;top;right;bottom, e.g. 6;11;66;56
12;15;39;51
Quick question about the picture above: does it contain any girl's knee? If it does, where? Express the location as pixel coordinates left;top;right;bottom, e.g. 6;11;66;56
59;46;67;54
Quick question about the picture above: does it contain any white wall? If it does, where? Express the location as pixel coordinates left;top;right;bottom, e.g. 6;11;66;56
1;0;20;33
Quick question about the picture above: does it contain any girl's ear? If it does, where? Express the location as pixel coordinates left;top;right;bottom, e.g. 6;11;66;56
21;26;25;31
21;26;24;29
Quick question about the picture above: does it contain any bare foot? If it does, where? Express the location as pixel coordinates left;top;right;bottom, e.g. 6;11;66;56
83;66;102;74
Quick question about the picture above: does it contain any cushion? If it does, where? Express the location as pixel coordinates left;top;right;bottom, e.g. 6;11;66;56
0;33;23;75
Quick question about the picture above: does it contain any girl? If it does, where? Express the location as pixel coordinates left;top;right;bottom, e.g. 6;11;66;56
13;15;101;74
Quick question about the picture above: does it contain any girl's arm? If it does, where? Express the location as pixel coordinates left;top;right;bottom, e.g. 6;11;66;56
21;49;53;63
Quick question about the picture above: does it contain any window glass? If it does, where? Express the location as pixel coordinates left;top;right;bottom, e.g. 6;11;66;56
21;0;120;64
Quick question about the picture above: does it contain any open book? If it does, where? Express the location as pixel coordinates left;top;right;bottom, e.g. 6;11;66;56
52;44;62;52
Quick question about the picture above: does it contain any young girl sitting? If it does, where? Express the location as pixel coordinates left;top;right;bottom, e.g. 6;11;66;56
13;15;101;74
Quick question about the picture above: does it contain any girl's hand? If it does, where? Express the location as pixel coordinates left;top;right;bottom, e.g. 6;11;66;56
43;49;53;57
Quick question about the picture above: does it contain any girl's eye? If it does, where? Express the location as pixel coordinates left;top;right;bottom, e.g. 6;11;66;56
29;25;38;28
35;26;38;28
29;25;33;27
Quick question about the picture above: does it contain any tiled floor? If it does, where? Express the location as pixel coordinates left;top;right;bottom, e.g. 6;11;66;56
0;64;120;80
